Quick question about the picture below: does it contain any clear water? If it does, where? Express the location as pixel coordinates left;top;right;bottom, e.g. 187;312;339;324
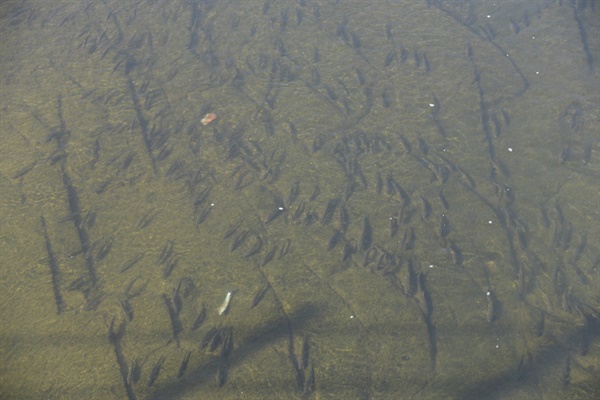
0;0;598;399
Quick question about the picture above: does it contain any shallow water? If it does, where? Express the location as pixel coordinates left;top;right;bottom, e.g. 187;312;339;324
0;1;598;399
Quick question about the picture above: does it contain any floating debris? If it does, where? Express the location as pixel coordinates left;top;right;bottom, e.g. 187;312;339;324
201;113;218;125
218;291;233;315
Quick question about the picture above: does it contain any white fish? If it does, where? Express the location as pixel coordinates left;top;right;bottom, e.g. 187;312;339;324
218;291;232;315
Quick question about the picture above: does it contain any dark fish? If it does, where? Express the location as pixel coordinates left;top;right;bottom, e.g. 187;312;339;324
401;227;416;251
222;223;240;240
278;239;291;259
95;236;114;262
193;186;213;209
172;283;183;316
339;205;349;233
515;353;528;381
162;256;179;279
309;185;320;202
403;258;416;296
376;172;383;194
147;356;165;387
177;351;192;379
126;358;141;386
359;217;372;252
288;337;305;391
322;83;337;101
265;206;285;223
163;295;183;342
414;271;431;318
208;329;223;352
119;298;134;321
80;210;96;230
243;233;263;258
413;49;421;68
501;108;510;126
559;144;571;164
457;166;476;189
216;362;228;387
40;215;65;314
156;240;174;265
328;230;343;251
398;44;408;63
342;240;355;261
321;197;340;225
119;253;144;273
465;43;473;60
355;68;365;85
393;181;410;206
191;304;206;331
230;230;249;252
301;335;310;370
350;32;361;49
280;8;289;31
382;88;392;108
419;196;432;220
12;161;37;179
291;202;306;221
509;18;520;34
261;245;278;267
107;315;126;344
121;151;135;171
386;171;396;196
219;327;234;359
287;180;300;205
438;188;449;210
422;53;430;73
304;365;315;395
262;0;271;15
447;241;463;266
200;327;219;351
304;208;319;226
384;50;396;68
124;276;147;299
251;283;270;308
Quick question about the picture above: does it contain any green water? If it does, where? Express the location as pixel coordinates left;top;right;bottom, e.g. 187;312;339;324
0;0;598;399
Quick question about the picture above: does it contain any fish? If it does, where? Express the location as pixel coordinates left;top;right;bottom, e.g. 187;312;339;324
177;351;192;379
191;304;206;331
147;356;165;387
